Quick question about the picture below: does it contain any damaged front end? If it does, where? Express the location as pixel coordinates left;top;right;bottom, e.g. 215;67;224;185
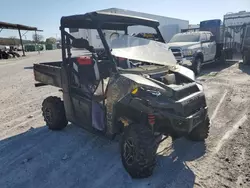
110;66;209;137
106;33;209;137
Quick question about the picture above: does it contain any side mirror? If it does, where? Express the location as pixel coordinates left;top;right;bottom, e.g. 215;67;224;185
210;35;216;41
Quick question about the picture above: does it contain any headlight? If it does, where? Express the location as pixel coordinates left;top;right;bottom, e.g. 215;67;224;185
146;89;162;97
182;49;193;56
196;82;204;91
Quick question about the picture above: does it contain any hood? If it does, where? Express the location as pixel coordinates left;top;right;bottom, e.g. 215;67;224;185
121;73;165;90
110;35;177;66
167;42;200;48
121;64;195;88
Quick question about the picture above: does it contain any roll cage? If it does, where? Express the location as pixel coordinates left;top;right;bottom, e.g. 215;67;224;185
59;11;165;71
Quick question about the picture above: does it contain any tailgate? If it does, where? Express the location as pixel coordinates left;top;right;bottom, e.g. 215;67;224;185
33;61;62;88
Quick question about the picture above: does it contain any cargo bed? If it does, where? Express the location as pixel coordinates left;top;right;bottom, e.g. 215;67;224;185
33;61;62;88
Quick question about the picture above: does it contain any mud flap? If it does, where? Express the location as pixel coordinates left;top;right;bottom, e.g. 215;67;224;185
92;101;105;131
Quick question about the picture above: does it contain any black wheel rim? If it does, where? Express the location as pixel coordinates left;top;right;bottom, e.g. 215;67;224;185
44;108;53;124
123;138;136;166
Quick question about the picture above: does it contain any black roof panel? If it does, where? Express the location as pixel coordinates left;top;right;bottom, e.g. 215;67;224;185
60;11;160;30
0;21;39;31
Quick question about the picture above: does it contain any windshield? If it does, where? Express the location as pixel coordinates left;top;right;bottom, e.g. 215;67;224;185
107;34;176;66
169;33;201;43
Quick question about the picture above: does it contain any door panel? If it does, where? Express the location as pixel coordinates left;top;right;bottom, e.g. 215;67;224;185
206;33;216;61
69;58;96;128
200;34;209;62
71;93;92;127
209;41;217;60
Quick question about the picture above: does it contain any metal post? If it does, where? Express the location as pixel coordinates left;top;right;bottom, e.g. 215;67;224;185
18;28;25;56
97;27;118;72
155;27;165;43
222;16;226;49
125;27;128;35
61;28;66;63
35;30;40;54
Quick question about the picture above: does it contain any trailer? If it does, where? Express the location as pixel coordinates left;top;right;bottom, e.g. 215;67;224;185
223;11;250;59
241;23;250;64
69;8;189;48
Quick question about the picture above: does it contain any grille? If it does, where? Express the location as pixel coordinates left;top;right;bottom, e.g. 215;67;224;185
182;94;206;116
170;48;182;59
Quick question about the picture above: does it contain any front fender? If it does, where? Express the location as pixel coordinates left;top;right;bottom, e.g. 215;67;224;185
172;64;195;81
193;51;204;60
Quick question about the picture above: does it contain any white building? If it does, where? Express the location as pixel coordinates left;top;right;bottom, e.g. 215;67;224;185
69;8;189;48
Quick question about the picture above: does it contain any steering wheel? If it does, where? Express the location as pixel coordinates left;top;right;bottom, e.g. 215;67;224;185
96;49;108;60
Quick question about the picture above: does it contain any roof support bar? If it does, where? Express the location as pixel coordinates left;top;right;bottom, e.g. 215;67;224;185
97;27;117;72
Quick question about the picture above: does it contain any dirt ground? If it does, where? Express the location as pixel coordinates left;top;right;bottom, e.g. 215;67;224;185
0;50;250;188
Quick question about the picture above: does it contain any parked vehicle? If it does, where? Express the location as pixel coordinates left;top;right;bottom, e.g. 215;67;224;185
168;31;218;75
33;11;210;178
168;19;234;75
223;11;250;56
241;23;250;64
0;45;20;59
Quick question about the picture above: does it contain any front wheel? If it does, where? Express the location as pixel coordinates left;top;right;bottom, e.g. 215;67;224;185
42;96;68;130
120;124;157;178
192;57;202;76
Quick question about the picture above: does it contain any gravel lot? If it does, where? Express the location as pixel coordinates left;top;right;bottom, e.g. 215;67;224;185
0;50;250;188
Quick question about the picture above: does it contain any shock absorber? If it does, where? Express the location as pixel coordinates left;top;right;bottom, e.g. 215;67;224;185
148;113;155;127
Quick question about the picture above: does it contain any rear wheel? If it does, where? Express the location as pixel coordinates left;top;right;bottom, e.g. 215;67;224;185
42;96;68;130
187;118;210;141
121;124;157;178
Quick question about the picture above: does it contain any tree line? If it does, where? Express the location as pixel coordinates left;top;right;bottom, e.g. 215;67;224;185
0;33;58;46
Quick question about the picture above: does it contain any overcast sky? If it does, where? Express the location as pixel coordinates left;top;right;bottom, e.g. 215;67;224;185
0;0;249;40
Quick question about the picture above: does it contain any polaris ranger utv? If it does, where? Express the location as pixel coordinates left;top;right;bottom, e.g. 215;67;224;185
33;11;210;178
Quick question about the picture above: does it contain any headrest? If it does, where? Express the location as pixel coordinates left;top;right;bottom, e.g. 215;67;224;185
72;38;90;49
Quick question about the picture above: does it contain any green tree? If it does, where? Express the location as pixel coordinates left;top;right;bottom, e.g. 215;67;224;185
46;37;57;44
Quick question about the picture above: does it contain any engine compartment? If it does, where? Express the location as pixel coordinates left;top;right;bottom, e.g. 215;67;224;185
145;69;200;101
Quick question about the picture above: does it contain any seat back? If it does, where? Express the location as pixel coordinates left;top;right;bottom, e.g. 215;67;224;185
71;55;100;84
72;38;95;53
